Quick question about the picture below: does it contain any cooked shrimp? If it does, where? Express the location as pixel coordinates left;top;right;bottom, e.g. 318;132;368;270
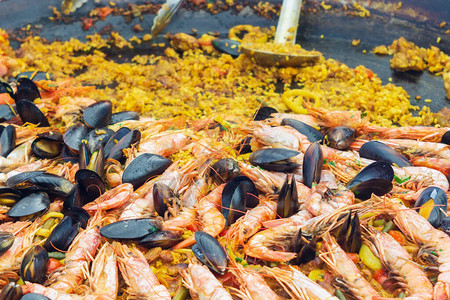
172;184;225;249
230;260;281;300
269;113;319;127
307;107;367;129
264;266;339;300
181;258;232;300
139;130;190;157
366;230;433;299
162;207;197;231
239;161;287;194
250;123;310;151
0;140;33;172
392;166;449;191
48;213;102;293
90;243;118;299
23;283;114;300
0;221;34;272
104;160;122;188
83;183;134;214
5;159;51;180
181;177;208;208
116;243;170;300
305;183;355;216
409;156;450;177
226;198;277;246
360;124;449;142
319;234;379;299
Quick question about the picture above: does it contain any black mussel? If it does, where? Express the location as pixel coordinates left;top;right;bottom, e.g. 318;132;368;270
290;229;317;265
27;173;74;197
109;111;140;125
79;142;90;170
14;78;41;102
61;145;78;163
0;282;22;300
281;118;324;143
83;101;112;128
324;126;355;150
441;217;450;236
63;123;89;153
302;142;323;188
211;38;241;58
87;145;105;176
222;176;258;226
153;182;177;217
7;192;50;218
0;81;14;99
415;187;447;228
0;232;14;255
107;129;141;162
75;169;105;203
63;183;83;211
0;104;16;122
192;231;227;275
44;207;89;252
31;131;63;159
209;158;240;184
277;175;299;219
122;153;171;189
347;161;394;200
0;125;15;157
337;211;361;253
16;71;54;81
254;106;278;121
441;131;450;145
20;245;48;284
0;188;22;206
21;293;52;300
103;127;131;158
6;171;46;188
249;148;300;172
100;218;162;240
236;136;252;155
139;230;183;249
86;127;114;153
15;100;49;127
359;141;411;167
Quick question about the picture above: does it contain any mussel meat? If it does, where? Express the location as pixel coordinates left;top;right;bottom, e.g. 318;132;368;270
192;231;227;275
0;231;14;256
290;229;317;265
100;218;162;240
83;101;112;128
20;245;48;284
209;158;240;184
249;148;300;172
0;188;22;207
0;125;16;157
122;153;172;189
359;141;412;167
347;161;394;200
281;118;324;143
0;282;22;300
222;176;259;226
337;210;361;253
302;141;323;188
7;192;50;218
31;131;63;159
153;182;177;217
139;230;183;249
16;100;49;127
415;187;448;228
109;111;140;125
277;175;299;219
324;126;355;150
253;106;277;121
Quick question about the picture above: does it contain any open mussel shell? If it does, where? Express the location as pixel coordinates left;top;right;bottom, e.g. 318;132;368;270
100;218;162;240
0;104;16;122
16;71;54;82
236;136;252;155
122;153;172;189
83;101;112;128
110;111;140;125
222;176;258;226
153;182;176;217
14;78;41;102
249;148;300;172
75;169;106;203
359;141;412;167
414;187;448;228
324;126;355;150
24;173;74;197
0;81;14;99
61;145;78;163
20;245;48;284
21;293;52;300
254;106;277;121
441;217;450;236
290;229;317;265
0;125;16;157
0;188;22;207
86;127;114;153
302;142;323;188
0;282;22;300
7;192;50;218
139;230;183;249
211;38;241;58
337;211;361;253
16;100;49;127
31;132;63;159
441;131;450;145
192;231;227;275
6;171;46;188
209;158;240;184
63;183;83;212
107;129;141;162
44;207;89;252
0;232;14;255
277;175;299;219
347;161;394;200
63;123;89;153
103;127;130;158
281;118;324;143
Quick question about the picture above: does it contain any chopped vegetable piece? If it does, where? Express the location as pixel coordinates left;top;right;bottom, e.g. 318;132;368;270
359;244;382;271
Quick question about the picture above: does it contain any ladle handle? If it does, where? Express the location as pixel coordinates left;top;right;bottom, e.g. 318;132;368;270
274;0;302;45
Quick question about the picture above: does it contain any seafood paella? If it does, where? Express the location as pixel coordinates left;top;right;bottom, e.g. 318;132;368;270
0;1;449;300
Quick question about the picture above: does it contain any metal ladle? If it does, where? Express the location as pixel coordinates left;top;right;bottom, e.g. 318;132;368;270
240;0;319;67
